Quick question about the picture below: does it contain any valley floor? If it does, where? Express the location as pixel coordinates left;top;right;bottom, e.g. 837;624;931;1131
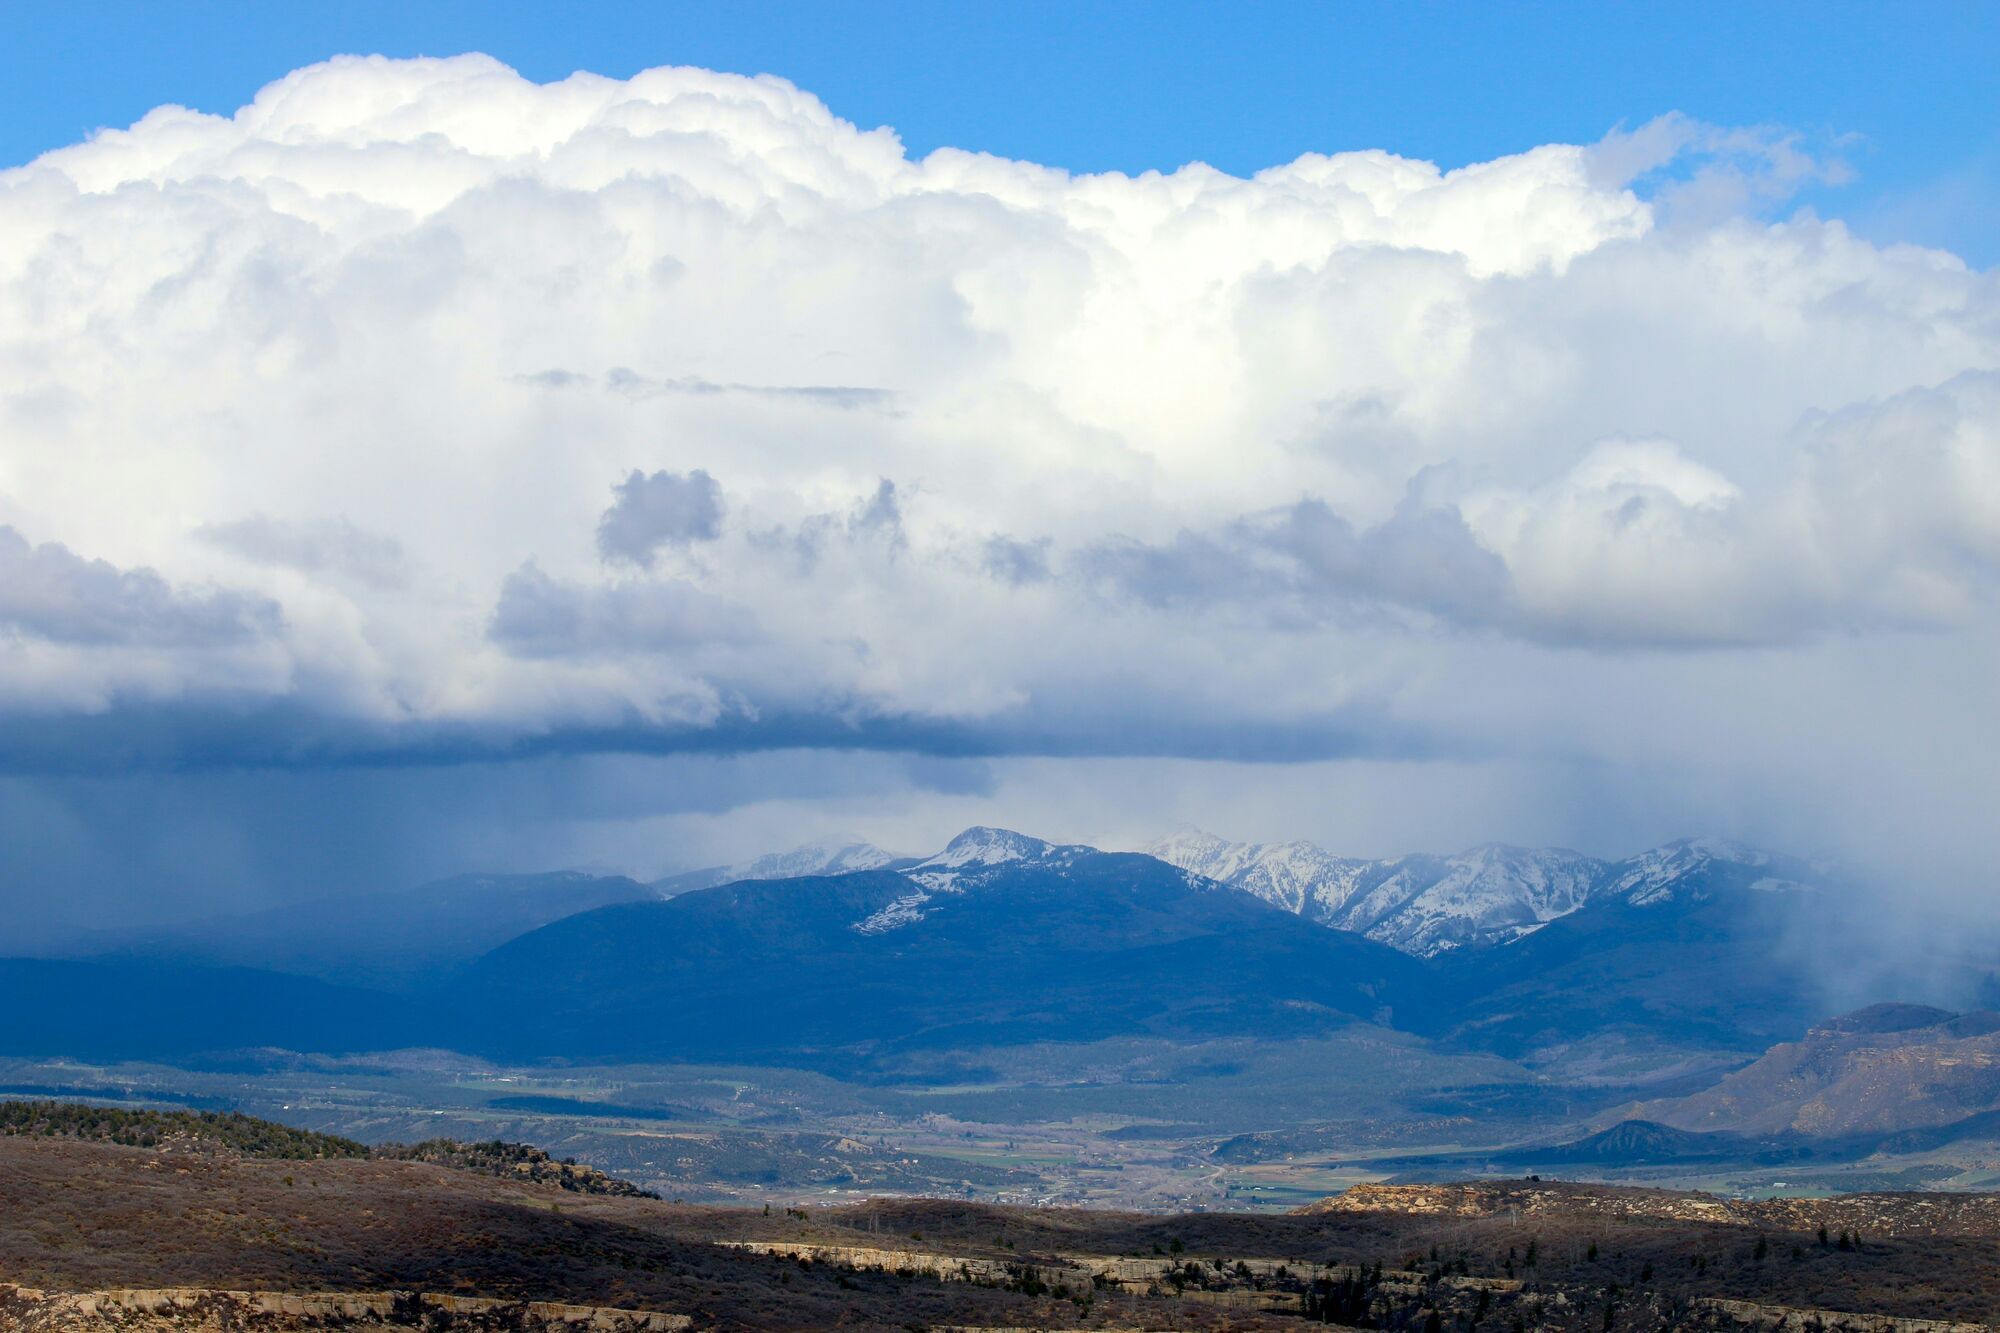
8;1042;1998;1216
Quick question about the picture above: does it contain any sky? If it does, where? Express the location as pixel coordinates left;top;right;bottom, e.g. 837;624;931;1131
7;1;1999;262
0;4;1996;934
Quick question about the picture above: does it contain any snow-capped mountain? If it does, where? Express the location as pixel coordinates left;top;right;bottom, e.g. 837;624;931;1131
458;831;1429;1064
653;838;905;896
659;825;1819;960
1602;837;1816;905
1144;829;1370;917
1352;846;1606;954
1146;831;1604;955
1145;831;1814;957
859;827;1155;934
902;826;1098;886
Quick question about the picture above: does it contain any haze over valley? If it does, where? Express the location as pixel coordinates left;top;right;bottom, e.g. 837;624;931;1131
11;823;1999;1217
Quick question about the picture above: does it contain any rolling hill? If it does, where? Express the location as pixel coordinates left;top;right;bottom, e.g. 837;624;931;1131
1624;1003;2000;1138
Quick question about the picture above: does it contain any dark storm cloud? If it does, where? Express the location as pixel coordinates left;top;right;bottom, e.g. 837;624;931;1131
0;525;280;647
595;469;726;568
0;674;1445;777
0;749;996;944
0;686;1435;943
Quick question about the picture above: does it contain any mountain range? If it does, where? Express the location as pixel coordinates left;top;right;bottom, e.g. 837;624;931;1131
449;829;1427;1067
8;824;1986;1093
1146;830;1820;957
38;827;1831;988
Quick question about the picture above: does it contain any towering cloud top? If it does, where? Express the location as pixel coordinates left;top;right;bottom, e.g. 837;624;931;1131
0;53;1994;785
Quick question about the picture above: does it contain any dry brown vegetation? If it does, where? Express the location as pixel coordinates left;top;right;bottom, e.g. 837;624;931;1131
0;1102;655;1199
0;1138;1256;1331
10;1137;2000;1330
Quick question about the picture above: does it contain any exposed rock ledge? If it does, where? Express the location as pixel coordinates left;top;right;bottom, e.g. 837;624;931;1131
0;1286;691;1333
1302;1180;2000;1239
1303;1180;1737;1223
1690;1296;1992;1333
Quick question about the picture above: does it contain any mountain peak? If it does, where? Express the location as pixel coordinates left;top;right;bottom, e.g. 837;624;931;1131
1609;837;1797;905
897;827;1103;897
921;826;1060;869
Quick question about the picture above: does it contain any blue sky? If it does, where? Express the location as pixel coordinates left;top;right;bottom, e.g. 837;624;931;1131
6;0;1997;262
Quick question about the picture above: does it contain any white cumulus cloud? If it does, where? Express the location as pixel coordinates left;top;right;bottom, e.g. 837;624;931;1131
0;52;1994;854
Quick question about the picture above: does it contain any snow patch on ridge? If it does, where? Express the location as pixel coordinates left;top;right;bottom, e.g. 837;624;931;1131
853;890;936;934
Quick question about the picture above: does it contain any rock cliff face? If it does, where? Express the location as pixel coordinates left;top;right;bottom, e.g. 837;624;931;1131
0;1287;691;1333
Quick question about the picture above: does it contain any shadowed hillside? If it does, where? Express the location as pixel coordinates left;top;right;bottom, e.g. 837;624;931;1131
447;849;1431;1067
12;1130;2000;1329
